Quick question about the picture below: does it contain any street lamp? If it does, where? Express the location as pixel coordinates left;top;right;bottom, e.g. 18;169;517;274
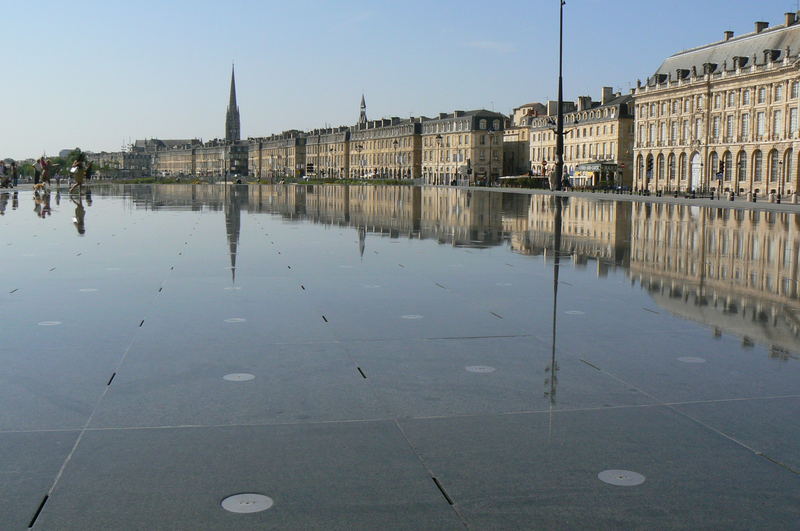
435;134;443;185
355;144;364;178
554;0;566;191
487;125;495;186
392;139;399;179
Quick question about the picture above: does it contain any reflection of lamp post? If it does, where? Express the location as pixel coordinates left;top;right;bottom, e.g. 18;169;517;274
329;146;334;179
778;159;784;201
435;134;443;185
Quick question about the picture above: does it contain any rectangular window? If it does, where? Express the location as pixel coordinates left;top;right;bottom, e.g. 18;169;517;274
712;116;720;140
757;112;766;136
773;110;783;137
775;85;784;102
791;108;798;135
727;92;735;107
743;89;751;105
726;115;734;140
792;81;799;99
758;87;766;104
742;113;750;138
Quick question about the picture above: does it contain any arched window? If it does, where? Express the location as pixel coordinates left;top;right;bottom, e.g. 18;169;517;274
657;154;665;180
668;154;676;180
709;152;719;178
737;151;747;181
679;153;687;180
753;150;763;181
637;154;644;182
769;150;780;181
492;119;500;130
723;151;733;180
785;148;794;187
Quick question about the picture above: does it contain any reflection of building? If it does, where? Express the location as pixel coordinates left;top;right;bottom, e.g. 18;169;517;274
630;202;800;351
530;88;634;187
422;110;506;186
507;196;632;275
633;13;800;196
420;187;504;246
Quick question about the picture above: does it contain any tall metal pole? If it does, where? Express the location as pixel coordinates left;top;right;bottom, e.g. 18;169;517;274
555;0;565;191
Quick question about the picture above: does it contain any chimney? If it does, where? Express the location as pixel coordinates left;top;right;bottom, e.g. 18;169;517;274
724;30;734;40
755;21;769;33
601;86;613;105
786;12;796;26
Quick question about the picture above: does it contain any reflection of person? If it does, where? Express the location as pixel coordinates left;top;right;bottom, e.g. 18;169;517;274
0;192;8;215
72;197;86;235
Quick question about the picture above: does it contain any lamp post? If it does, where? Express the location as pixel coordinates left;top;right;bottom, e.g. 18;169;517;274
554;0;566;191
435;134;443;185
392;139;399;179
487;125;495;186
355;144;364;178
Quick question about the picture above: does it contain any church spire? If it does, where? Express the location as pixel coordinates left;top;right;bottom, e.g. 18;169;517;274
358;94;367;126
225;65;241;142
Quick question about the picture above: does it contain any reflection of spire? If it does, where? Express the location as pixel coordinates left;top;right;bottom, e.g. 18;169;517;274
224;185;244;284
358;226;366;261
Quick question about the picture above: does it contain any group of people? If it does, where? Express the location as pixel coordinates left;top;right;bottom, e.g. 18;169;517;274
1;154;94;193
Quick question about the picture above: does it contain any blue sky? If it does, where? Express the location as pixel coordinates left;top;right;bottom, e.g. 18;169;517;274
2;0;797;159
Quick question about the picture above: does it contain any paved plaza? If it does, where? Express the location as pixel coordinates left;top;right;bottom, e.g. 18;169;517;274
1;185;798;529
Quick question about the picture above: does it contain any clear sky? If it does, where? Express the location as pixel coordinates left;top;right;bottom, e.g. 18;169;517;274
2;0;798;159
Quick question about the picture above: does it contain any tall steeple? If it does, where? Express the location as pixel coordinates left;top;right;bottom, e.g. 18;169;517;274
358;94;367;126
225;65;241;142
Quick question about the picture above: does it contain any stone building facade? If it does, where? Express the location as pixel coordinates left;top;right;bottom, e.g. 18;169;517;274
305;127;350;178
529;88;635;187
248;131;307;180
349;117;423;180
421;110;505;186
633;13;800;198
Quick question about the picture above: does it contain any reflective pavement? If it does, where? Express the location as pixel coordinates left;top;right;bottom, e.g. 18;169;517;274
1;184;798;529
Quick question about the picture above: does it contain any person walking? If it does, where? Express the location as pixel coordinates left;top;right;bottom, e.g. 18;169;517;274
10;161;18;187
0;161;8;188
69;159;86;194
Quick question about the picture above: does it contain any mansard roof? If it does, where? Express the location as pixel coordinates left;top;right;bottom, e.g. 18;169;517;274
654;19;800;79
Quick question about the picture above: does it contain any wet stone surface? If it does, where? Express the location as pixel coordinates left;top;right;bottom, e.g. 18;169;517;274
1;184;798;529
